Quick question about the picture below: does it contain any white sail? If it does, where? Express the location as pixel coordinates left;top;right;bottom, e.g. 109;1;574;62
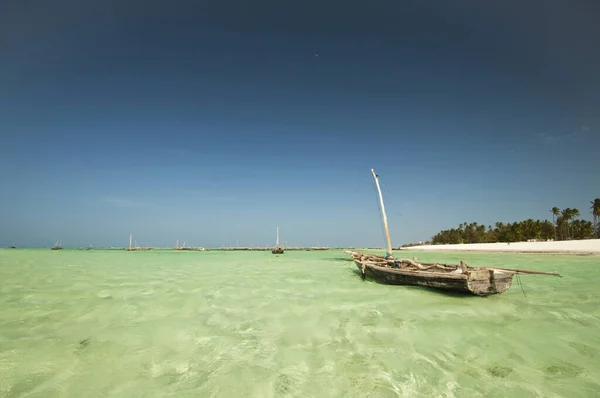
371;169;393;257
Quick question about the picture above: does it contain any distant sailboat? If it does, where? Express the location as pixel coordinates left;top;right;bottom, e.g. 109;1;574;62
272;226;284;254
126;233;136;251
51;240;63;250
174;239;185;250
139;238;152;250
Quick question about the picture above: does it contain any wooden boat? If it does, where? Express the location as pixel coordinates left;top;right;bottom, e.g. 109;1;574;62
174;240;193;250
347;251;562;296
125;235;152;250
174;239;186;250
51;240;63;250
271;227;284;254
345;169;561;296
126;234;136;251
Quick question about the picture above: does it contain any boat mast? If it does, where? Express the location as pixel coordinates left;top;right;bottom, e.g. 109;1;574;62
129;233;132;249
371;169;393;257
276;226;280;248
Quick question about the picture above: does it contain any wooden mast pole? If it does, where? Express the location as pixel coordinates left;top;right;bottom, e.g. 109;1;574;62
276;226;279;248
371;169;393;257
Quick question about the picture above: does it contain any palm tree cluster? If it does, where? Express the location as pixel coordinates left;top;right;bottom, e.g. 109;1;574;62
554;207;581;240
430;198;600;244
591;198;600;238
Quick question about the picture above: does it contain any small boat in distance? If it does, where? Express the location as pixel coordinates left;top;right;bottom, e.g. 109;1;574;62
134;239;152;250
126;233;136;251
272;226;284;254
51;240;63;250
174;239;193;250
345;169;561;296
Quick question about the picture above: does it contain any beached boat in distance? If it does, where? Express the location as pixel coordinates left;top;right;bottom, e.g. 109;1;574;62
272;226;284;254
51;240;62;250
345;169;561;296
126;234;136;251
174;239;193;250
125;236;151;250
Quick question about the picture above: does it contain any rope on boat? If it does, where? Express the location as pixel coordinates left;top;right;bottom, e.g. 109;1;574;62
357;253;446;272
384;253;399;268
516;273;527;297
556;274;568;284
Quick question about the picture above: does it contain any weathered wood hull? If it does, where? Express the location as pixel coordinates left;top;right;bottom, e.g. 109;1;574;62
272;248;284;254
352;259;514;296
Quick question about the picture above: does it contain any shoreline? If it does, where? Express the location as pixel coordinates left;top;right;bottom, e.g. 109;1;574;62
399;239;600;254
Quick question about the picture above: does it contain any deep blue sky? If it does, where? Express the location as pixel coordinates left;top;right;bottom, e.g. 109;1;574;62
1;0;599;248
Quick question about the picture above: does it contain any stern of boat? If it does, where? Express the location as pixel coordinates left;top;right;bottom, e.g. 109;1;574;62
466;269;514;296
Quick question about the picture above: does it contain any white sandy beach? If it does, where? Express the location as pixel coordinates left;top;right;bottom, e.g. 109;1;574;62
401;239;600;254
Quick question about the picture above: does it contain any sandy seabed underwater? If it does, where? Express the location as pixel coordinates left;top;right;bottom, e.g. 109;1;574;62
1;249;599;397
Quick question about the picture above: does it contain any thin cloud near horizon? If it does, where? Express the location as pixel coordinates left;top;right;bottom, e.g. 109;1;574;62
100;196;159;208
100;193;236;209
536;125;592;144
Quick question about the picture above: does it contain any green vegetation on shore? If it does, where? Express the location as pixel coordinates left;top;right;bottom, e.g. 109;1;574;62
427;199;600;245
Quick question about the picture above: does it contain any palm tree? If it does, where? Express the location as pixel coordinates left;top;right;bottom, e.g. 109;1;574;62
571;208;580;219
561;208;579;240
559;208;572;240
551;207;560;240
591;199;600;238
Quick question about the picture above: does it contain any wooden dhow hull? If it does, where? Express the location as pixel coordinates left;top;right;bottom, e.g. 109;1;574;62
348;251;515;296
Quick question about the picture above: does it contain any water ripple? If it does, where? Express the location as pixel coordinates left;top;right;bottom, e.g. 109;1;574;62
0;249;598;397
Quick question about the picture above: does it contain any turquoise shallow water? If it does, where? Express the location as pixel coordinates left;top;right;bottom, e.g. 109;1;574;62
0;249;599;397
